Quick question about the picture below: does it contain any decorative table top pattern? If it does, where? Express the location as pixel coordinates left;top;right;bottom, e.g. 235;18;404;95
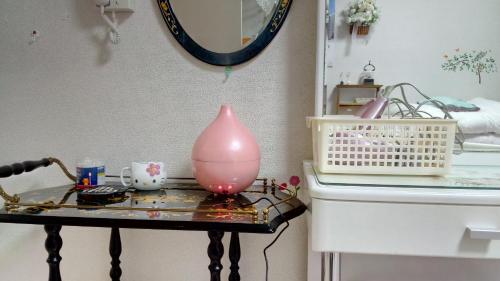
0;181;306;233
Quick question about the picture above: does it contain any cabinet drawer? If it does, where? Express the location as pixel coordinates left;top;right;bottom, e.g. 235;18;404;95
312;199;500;258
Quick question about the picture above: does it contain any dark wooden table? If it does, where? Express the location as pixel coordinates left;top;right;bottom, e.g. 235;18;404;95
0;181;306;281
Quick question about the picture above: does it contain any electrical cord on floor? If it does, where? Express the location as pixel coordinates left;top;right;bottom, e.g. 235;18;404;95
235;196;290;281
263;216;289;281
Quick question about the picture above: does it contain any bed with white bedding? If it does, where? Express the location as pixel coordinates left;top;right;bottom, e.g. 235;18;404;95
395;97;500;151
417;98;500;135
463;134;500;145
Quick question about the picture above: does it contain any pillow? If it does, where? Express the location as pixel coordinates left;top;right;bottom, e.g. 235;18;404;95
421;96;480;112
416;98;500;134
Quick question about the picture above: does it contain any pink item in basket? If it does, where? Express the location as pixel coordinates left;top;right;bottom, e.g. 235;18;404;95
356;97;388;119
192;105;261;194
355;99;375;117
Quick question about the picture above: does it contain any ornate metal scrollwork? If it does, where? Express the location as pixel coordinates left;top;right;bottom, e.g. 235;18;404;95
0;157;76;209
48;157;77;182
270;0;292;33
159;1;179;35
0;184;20;210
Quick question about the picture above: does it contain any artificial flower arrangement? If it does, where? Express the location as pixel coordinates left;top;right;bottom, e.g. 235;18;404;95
344;0;380;35
278;176;301;196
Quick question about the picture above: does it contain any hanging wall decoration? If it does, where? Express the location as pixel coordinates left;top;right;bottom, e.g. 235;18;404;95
156;0;292;66
442;49;498;84
344;0;380;35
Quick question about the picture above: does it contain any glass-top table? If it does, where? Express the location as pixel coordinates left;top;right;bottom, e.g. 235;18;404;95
0;158;306;281
0;182;306;281
313;165;500;190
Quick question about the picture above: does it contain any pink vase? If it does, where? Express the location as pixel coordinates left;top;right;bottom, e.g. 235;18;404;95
192;105;261;194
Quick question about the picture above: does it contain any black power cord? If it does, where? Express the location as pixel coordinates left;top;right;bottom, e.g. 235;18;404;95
236;196;290;281
263;216;289;281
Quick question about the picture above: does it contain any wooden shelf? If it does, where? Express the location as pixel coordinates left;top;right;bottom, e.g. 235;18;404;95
338;103;366;106
336;84;383;89
335;84;382;114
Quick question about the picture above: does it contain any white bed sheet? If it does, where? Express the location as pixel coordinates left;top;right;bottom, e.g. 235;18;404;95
464;134;500;145
403;98;500;134
461;133;500;152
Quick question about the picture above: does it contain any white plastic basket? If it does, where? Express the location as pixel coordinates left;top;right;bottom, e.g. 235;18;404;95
307;116;457;175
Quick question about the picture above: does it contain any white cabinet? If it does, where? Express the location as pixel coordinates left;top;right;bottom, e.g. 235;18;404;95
303;159;500;280
312;199;500;258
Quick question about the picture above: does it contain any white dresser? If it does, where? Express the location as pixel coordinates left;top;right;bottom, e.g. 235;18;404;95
303;154;500;281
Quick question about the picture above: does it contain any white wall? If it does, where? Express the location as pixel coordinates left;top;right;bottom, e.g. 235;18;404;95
0;1;314;280
326;0;500;113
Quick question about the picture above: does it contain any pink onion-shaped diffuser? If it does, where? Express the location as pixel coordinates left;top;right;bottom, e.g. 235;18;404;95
192;105;260;194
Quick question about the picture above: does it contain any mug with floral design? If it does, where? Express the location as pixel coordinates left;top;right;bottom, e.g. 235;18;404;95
120;162;166;190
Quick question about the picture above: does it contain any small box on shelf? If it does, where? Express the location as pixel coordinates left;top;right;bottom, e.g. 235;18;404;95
336;84;383;89
335;84;383;114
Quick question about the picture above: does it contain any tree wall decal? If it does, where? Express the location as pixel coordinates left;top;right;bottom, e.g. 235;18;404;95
442;49;497;84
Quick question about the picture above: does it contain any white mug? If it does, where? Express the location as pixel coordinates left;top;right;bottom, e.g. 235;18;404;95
120;162;166;190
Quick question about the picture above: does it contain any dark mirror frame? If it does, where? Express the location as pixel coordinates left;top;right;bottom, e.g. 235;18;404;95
157;0;293;66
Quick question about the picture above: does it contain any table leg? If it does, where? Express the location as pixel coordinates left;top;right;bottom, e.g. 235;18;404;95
333;253;341;281
44;225;62;281
207;231;224;281
322;252;341;281
321;252;325;281
229;232;240;281
329;253;334;281
109;227;122;281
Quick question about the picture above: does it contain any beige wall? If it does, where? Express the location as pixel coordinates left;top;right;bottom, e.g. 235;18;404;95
170;0;243;53
0;0;314;280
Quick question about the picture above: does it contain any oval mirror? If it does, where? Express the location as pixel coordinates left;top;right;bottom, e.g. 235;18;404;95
157;0;293;66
